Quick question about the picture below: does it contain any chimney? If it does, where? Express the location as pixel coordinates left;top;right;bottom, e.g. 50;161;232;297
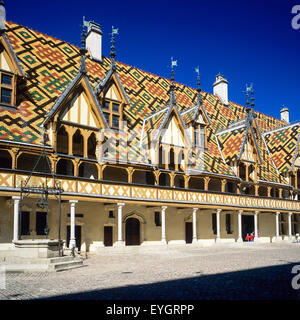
0;1;6;31
213;74;228;105
280;107;289;123
86;21;103;63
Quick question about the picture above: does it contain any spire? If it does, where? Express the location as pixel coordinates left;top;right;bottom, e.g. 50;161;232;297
245;83;257;125
195;67;200;92
110;26;119;61
245;83;252;114
79;22;87;74
195;67;203;107
170;57;177;105
250;85;255;109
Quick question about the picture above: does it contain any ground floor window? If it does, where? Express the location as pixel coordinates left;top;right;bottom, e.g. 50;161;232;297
226;214;232;234
104;226;113;247
212;213;217;235
155;211;161;226
36;212;47;236
280;214;286;235
292;214;298;235
20;211;30;236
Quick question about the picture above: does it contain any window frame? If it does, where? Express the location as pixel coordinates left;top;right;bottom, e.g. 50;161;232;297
102;97;122;130
0;69;16;107
212;213;217;235
193;123;207;148
155;211;161;227
226;214;233;234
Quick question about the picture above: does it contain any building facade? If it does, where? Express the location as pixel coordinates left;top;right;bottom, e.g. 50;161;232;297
0;4;299;252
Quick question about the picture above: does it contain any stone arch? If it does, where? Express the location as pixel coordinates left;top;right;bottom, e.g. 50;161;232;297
184;213;192;222
122;211;146;224
123;211;146;245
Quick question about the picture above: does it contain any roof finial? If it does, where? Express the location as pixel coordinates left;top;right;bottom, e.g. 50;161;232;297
250;84;255;109
195;67;200;92
79;20;87;74
169;57;177;105
245;83;252;113
171;57;177;82
110;26;119;61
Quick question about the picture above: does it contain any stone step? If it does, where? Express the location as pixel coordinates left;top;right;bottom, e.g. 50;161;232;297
49;256;76;264
48;260;83;272
4;264;49;273
1;256;84;272
3;255;75;265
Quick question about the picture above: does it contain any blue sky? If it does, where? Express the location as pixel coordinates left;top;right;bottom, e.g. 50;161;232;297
6;0;300;122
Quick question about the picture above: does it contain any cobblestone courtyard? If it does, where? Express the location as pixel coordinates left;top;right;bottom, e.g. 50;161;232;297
1;242;300;300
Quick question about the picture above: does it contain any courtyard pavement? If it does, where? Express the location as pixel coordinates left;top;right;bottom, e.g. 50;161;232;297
0;242;300;300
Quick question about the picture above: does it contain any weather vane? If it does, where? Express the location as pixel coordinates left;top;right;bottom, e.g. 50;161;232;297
195;67;200;90
110;26;119;60
83;16;89;29
245;83;255;111
171;57;177;81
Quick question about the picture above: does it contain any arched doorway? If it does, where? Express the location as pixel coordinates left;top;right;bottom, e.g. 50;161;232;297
125;218;140;246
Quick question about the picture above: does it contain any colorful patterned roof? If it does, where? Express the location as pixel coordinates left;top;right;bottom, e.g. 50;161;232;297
0;21;297;181
264;123;300;173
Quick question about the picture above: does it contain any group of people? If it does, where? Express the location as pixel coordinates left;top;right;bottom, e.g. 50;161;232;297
245;232;255;242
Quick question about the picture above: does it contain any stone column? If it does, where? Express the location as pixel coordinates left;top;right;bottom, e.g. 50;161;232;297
161;206;167;245
117;203;125;246
192;208;198;244
275;212;280;241
12;196;21;242
288;212;293;240
254;211;259;242
216;209;221;243
237;210;243;242
69;200;78;249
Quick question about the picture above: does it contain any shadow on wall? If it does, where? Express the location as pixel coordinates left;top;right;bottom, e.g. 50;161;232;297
38;262;300;300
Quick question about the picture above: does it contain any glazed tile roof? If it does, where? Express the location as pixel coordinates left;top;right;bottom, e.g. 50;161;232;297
264;123;300;174
0;21;298;181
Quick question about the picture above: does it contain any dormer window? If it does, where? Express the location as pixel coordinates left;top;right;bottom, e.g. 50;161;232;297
193;124;206;148
102;98;121;130
100;81;124;130
0;70;15;106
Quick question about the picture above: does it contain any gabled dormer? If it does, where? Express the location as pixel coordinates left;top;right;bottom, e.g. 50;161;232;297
183;73;211;149
94;28;130;131
42;33;109;155
150;79;193;171
97;73;129;130
0;3;25;108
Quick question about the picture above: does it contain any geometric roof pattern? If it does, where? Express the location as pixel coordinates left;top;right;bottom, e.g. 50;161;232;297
216;109;286;184
264;123;300;174
0;21;298;182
